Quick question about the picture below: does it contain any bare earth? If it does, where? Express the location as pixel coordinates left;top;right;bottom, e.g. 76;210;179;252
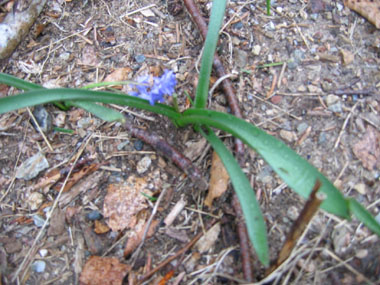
0;0;379;284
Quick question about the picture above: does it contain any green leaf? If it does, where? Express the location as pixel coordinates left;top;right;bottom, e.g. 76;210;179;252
0;72;42;90
176;109;350;219
0;73;124;121
348;198;380;236
0;87;180;121
194;0;227;109
201;127;269;266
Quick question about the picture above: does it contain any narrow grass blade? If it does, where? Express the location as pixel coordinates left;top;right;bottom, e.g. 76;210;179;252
0;72;42;90
201;127;269;266
176;109;350;218
194;0;227;109
348;198;380;235
0;88;180;121
0;73;125;121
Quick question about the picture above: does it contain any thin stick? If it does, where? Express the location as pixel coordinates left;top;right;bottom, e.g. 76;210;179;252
137;219;217;284
124;119;207;190
232;194;254;281
122;4;156;17
267;180;325;275
334;102;358;149
130;185;170;264
251;93;302;120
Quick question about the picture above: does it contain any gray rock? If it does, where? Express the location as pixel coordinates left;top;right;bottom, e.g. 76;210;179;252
325;94;340;106
297;122;309;133
328;102;343;113
32;260;46;273
235;49;248;68
16;152;49;180
135;54;146;63
33;215;46;228
32;105;52;133
137;156;152;174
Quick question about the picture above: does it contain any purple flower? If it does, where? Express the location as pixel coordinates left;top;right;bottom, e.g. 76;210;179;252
129;70;177;105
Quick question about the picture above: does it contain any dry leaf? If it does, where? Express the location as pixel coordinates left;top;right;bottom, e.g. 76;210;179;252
103;176;149;232
79;256;130;285
79;45;98;66
123;220;159;257
344;0;380;29
195;223;221;253
104;67;132;83
353;126;380;170
48;208;65;236
184;138;208;161
33;168;61;191
340;49;354;65
94;220;110;234
53;163;99;192
204;151;230;208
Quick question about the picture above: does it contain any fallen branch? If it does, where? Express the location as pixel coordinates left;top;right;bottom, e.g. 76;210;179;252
123;118;207;190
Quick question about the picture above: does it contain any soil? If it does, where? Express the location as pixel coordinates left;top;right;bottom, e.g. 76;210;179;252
0;0;380;284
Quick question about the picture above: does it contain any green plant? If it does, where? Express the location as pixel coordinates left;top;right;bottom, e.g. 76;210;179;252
0;0;379;267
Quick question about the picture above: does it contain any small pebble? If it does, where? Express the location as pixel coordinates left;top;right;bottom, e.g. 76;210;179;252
16;152;49;180
33;215;46;227
77;118;93;129
27;192;44;211
252;45;261;56
232;22;243;29
318;132;326;144
135;54;146;63
336;3;344;11
355;249;368;259
39;249;48;257
287;206;299;221
117;140;130;151
280;130;297;142
59;52;70;61
87;210;103;221
32;260;46;273
328;102;343;113
235;49;248;68
136;156;152;174
31;105;52;133
297;122;309;134
310;13;319;20
134;140;144;151
267;21;275;31
325;94;340;106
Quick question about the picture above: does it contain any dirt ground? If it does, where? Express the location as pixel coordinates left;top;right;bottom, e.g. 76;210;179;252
0;0;380;284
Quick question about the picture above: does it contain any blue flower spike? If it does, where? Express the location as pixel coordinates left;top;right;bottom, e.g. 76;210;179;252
130;70;177;105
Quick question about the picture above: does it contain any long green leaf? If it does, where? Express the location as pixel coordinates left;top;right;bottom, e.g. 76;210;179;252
194;0;227;109
176;109;350;218
348;198;380;235
0;72;42;90
0;73;125;121
0;88;180;121
200;127;269;266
